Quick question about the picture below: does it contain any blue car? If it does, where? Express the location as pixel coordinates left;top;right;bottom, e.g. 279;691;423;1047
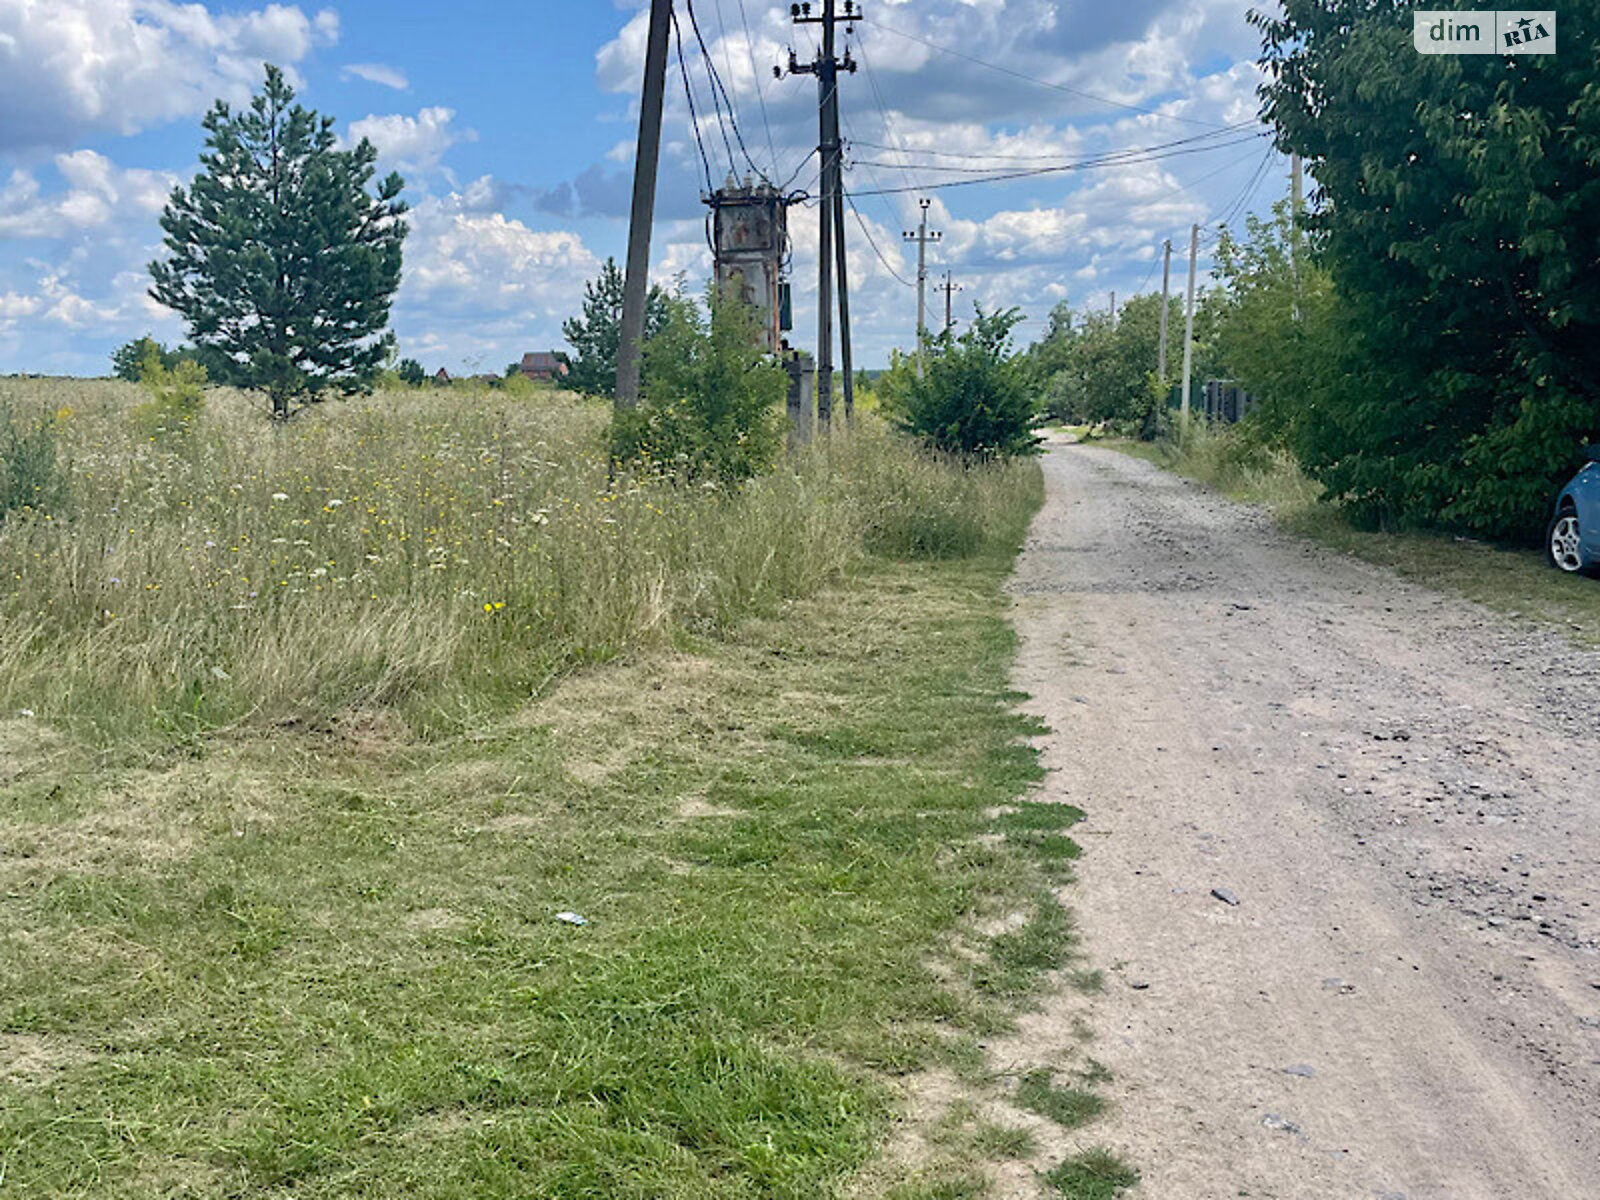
1548;446;1600;574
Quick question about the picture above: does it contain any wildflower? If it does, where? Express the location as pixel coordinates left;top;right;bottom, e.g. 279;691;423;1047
272;492;290;501
482;601;505;614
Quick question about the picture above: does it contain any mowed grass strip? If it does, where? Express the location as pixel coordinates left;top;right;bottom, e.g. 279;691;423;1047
0;465;1072;1197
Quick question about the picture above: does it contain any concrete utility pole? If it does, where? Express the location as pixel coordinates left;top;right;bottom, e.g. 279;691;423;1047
1157;238;1172;381
937;270;961;332
1109;290;1116;327
1290;151;1304;322
615;0;672;411
1180;222;1198;420
785;0;860;428
902;198;940;371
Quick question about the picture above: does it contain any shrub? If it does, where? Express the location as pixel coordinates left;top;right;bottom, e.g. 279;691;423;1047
0;401;66;520
611;287;786;484
884;307;1039;459
131;342;207;435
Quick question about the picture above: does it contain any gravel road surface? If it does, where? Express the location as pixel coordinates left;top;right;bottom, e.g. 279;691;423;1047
1007;442;1600;1199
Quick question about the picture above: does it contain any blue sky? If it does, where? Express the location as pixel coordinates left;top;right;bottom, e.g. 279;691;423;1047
0;0;1284;376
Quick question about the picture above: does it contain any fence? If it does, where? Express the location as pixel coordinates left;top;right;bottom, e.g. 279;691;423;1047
1167;380;1255;423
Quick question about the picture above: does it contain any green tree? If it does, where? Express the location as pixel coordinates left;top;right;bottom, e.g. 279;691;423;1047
149;64;408;420
396;358;426;386
561;258;672;398
110;335;178;382
1255;2;1600;537
1211;200;1339;446
611;287;787;484
885;307;1039;458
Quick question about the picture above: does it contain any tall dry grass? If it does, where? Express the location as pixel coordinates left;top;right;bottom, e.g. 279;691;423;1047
0;378;1036;742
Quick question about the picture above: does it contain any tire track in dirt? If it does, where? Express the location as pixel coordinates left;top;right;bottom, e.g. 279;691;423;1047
1008;442;1600;1199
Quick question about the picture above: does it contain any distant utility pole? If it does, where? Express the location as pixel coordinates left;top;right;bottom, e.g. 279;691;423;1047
615;0;672;411
1157;238;1172;381
1109;290;1116;327
938;270;961;332
1290;151;1304;321
902;198;940;371
1180;223;1198;420
784;0;860;426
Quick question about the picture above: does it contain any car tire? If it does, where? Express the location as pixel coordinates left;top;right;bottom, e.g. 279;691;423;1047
1547;507;1588;574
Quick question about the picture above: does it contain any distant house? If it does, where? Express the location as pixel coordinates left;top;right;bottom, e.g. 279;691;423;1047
518;351;569;382
433;368;451;386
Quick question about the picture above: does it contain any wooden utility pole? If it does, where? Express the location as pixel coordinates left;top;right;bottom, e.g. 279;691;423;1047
1157;238;1172;381
937;270;961;332
615;0;672;411
786;0;860;428
1180;223;1198;420
902;198;940;371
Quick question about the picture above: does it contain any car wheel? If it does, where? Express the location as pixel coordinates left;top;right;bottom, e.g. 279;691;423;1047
1547;508;1586;573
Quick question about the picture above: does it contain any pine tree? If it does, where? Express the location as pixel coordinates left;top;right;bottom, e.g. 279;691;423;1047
561;258;671;398
149;65;408;419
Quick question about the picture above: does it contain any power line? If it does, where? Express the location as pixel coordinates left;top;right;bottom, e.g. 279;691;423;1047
851;121;1258;165
670;7;715;193
852;123;1265;177
850;131;1270;196
844;189;915;287
852;27;930;199
863;16;1234;130
683;0;750;177
725;0;783;178
1211;143;1277;235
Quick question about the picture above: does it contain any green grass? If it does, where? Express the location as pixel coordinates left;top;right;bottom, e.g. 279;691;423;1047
1042;1149;1140;1199
0;428;1095;1197
1015;1069;1106;1129
1105;424;1600;645
0;380;1037;743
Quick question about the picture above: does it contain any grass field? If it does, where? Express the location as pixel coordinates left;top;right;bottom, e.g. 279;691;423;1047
1106;423;1600;644
0;380;1133;1198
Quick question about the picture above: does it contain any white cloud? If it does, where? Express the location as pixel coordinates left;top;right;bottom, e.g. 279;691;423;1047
0;152;179;240
0;0;339;152
349;107;476;174
342;62;409;90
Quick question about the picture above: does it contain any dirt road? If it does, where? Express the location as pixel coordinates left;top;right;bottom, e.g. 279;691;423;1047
1007;443;1600;1199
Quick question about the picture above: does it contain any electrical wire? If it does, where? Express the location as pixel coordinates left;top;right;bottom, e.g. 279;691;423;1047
682;0;743;178
862;16;1235;130
853;27;930;199
1210;143;1278;236
726;0;786;180
852;122;1265;177
849;131;1270;196
844;189;915;287
850;120;1259;166
671;7;715;193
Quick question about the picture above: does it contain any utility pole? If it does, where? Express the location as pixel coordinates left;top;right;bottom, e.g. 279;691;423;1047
902;198;940;370
615;0;672;411
1109;290;1116;327
1180;223;1198;421
1290;151;1303;322
784;0;860;429
937;270;961;332
1157;238;1172;381
834;189;855;419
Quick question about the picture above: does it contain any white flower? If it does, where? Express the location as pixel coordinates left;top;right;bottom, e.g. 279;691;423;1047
272;492;290;502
